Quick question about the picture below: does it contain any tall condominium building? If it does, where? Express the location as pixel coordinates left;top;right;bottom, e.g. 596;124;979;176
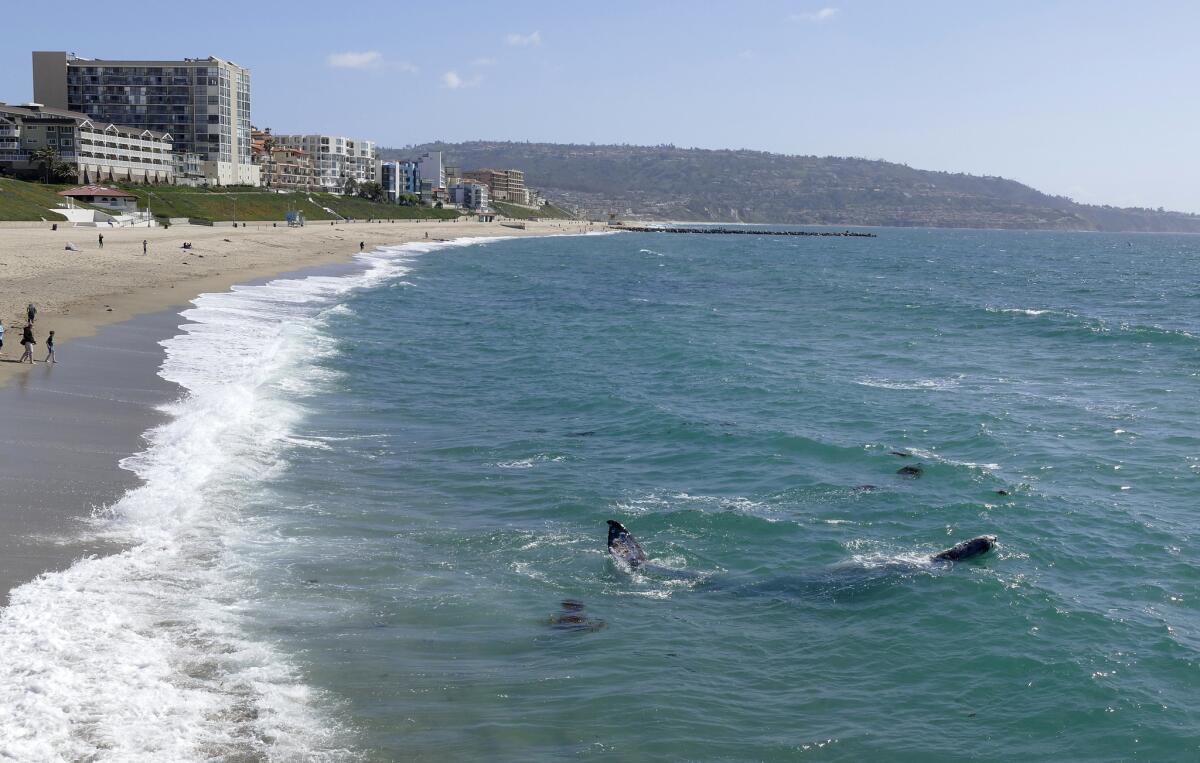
270;134;377;194
32;51;259;186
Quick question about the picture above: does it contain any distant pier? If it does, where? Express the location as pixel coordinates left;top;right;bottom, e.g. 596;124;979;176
618;226;876;238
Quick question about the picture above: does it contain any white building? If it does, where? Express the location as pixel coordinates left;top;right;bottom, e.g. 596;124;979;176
448;182;489;211
416;151;444;189
271;133;377;193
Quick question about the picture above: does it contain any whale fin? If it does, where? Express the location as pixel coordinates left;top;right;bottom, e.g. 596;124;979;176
932;535;997;562
607;520;647;568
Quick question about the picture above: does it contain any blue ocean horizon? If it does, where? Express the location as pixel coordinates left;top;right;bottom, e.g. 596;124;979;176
2;227;1198;760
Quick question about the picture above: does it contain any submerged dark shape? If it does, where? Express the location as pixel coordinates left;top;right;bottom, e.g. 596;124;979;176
548;599;606;632
931;535;998;562
896;464;924;478
890;450;912;458
607;520;647;568
567;430;596;437
995;489;1010;496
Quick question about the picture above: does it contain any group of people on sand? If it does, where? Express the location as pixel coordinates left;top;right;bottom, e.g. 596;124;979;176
0;304;56;364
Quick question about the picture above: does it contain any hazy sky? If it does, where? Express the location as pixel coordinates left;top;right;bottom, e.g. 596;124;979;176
2;1;1196;212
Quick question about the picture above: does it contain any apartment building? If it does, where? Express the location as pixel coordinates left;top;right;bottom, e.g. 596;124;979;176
380;160;419;201
252;128;316;192
32;51;259;186
271;133;377;193
0;101;174;184
448;182;489;211
463;168;527;204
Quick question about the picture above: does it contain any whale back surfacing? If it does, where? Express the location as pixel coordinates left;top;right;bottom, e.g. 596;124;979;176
607;520;647;568
931;535;997;562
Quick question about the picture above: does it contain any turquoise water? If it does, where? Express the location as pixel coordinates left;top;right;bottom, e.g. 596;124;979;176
5;228;1197;760
237;229;1199;760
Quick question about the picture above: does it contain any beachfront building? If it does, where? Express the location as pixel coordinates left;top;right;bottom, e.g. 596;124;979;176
415;151;445;190
0;101;174;184
252;128;316;192
448;182;489;211
270;133;377;194
463;168;527;204
31;51;259;186
380;160;418;202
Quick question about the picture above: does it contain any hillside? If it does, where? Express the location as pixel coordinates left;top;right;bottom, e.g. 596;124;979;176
0;178;104;221
381;141;1200;233
122;186;459;223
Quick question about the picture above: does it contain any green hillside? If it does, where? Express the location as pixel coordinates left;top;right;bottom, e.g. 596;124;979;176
492;200;575;220
124;185;460;223
0;178;102;221
382;141;1200;233
0;179;462;223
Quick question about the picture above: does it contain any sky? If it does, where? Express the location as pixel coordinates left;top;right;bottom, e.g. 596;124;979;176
2;0;1197;212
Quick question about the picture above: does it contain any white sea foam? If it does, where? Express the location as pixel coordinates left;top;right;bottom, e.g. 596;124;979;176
855;375;962;391
0;236;504;762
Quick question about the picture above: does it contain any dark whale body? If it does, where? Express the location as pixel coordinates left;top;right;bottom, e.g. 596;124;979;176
607;520;648;568
931;535;997;562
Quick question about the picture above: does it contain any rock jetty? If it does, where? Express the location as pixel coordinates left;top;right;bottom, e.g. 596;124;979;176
620;226;876;237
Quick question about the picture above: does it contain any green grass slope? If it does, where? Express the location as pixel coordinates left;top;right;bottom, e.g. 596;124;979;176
0;178;96;221
125;186;460;223
492;200;575;220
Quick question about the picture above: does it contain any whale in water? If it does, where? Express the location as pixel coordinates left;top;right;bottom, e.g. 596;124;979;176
931;534;997;562
607;519;648;568
607;520;997;571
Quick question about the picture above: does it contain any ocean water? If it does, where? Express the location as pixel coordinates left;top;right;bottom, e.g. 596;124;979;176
2;228;1199;761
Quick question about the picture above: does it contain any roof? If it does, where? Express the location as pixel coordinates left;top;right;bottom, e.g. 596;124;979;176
57;185;137;198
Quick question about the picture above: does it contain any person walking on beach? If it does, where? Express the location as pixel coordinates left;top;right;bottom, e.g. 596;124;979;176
143;239;148;255
360;241;365;252
26;303;36;324
19;323;35;363
44;331;56;364
98;233;104;249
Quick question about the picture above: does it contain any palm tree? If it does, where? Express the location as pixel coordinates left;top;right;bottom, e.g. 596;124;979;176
29;145;59;184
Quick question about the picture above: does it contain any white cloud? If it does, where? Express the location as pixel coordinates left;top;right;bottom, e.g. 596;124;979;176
327;50;383;69
394;61;419;73
442;70;482;89
790;7;838;22
505;31;542;46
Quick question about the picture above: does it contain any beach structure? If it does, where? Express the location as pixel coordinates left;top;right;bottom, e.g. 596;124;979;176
0;102;174;184
32;51;259;186
58;185;137;210
269;134;377;194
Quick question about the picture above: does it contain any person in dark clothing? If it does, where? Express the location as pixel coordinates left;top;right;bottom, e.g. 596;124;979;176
143;239;148;255
26;303;36;323
360;241;365;252
98;233;104;249
44;330;56;364
19;323;35;363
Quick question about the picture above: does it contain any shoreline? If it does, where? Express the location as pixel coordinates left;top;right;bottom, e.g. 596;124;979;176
0;219;599;387
0;221;598;602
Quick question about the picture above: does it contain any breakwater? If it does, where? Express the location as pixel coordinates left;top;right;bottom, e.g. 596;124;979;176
619;226;876;237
